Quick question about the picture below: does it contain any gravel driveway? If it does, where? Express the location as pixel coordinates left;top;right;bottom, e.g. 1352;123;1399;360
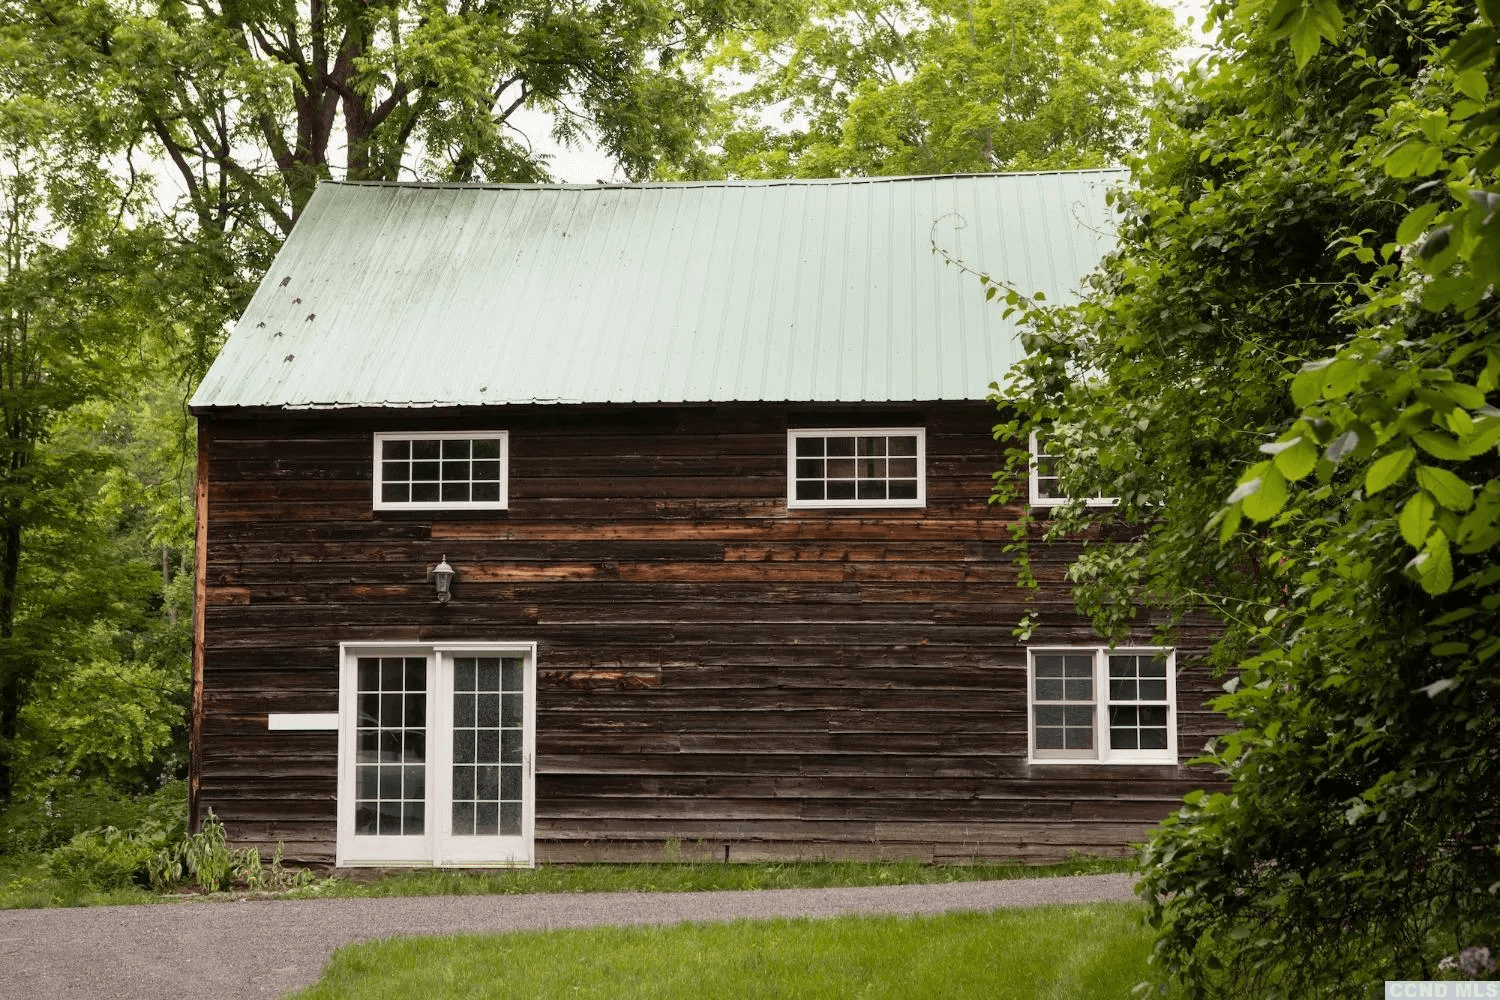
0;873;1138;1000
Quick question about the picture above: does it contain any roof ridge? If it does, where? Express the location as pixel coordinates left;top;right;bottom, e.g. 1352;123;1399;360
324;169;1129;193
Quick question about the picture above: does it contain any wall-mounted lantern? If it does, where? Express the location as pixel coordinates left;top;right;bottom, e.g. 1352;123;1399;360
428;556;456;603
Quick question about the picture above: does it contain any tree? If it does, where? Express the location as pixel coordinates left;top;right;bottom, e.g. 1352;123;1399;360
0;87;177;805
17;0;761;360
680;0;1180;179
1;0;767;817
982;0;1499;991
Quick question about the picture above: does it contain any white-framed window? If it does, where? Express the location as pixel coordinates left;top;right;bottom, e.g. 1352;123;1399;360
374;431;508;511
337;641;536;867
788;428;925;508
1029;430;1117;508
1027;647;1177;764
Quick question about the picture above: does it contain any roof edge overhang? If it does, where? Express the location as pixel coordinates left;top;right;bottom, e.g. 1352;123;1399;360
188;398;998;418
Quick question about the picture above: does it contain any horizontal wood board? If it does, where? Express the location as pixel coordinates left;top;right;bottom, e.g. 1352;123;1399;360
197;402;1225;864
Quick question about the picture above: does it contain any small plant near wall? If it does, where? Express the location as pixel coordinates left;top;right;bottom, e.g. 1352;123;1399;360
149;811;312;893
179;812;236;892
242;841;315;893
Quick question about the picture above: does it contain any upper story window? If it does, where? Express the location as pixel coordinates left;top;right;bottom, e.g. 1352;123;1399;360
374;432;508;511
1028;647;1177;764
788;428;925;509
1029;430;1117;508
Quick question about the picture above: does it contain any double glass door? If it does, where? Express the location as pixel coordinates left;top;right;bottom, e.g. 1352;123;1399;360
337;643;535;867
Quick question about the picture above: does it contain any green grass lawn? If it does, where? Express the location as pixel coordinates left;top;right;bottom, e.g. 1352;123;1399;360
0;855;1132;909
289;902;1169;1000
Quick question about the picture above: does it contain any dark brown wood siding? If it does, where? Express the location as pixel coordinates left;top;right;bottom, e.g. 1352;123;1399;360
196;402;1224;865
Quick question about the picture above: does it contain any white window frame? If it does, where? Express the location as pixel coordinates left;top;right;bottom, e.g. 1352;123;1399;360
1027;646;1177;765
787;427;926;509
336;640;537;868
1028;430;1118;508
373;431;508;511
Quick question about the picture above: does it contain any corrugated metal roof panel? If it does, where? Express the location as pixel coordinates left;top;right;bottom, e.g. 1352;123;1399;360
191;172;1123;410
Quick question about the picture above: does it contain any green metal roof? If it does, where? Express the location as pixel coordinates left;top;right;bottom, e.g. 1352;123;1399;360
191;172;1123;410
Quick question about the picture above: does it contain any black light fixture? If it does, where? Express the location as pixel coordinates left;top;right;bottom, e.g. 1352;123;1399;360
429;555;455;603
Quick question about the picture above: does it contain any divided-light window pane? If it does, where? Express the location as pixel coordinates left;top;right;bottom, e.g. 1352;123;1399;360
1033;451;1063;501
790;430;922;507
1034;704;1095;750
377;433;505;508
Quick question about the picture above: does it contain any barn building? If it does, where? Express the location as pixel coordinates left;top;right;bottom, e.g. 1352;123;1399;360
188;172;1221;867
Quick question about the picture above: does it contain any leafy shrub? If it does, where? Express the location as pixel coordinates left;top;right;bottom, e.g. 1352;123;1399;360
179;810;237;892
0;779;185;858
23;782;187;893
47;827;158;890
21;799;309;897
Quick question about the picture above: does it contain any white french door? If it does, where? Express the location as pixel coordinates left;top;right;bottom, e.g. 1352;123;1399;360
337;642;536;867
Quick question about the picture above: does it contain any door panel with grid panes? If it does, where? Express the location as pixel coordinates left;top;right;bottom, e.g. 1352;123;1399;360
435;654;532;865
347;655;432;861
338;644;535;867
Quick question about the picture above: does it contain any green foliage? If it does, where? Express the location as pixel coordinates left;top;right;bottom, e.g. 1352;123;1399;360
47;825;162;891
1;789;322;903
4;388;193;805
17;0;764;270
46;807;308;895
176;811;237;893
241;841;317;893
27;780;184;891
681;0;1181;179
0;38;187;803
985;0;1500;994
143;810;309;894
0;17;197;805
0;779;175;855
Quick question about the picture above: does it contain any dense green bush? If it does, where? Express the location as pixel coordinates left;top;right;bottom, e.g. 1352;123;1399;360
26;800;311;896
0;779;185;857
36;782;186;890
47;826;161;890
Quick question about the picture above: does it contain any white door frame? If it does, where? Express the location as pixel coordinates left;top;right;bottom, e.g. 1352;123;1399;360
336;640;537;868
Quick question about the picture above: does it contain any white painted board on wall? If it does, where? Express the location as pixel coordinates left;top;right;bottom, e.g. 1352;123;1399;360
268;713;339;731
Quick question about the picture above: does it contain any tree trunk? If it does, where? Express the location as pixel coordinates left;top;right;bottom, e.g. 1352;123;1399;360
163;544;176;626
0;513;21;807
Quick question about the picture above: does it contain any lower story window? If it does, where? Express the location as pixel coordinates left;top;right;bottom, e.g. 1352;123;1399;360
337;642;536;867
1028;647;1176;764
